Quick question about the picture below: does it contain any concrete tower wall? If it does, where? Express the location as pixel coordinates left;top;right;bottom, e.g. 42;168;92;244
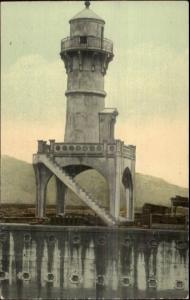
64;48;106;142
64;93;105;142
67;55;105;91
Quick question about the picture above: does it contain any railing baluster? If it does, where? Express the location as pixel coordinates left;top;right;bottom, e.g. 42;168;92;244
61;36;113;53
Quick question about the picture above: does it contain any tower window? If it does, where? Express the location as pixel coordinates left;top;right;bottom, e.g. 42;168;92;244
80;36;87;44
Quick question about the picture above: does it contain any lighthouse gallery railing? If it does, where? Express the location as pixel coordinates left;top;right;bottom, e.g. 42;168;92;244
61;36;113;53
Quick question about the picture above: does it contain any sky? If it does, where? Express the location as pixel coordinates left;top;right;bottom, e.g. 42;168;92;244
1;1;189;187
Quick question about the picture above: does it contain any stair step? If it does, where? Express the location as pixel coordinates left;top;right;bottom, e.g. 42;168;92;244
43;155;116;225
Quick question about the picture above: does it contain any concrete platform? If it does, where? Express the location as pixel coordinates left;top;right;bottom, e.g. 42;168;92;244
0;224;188;299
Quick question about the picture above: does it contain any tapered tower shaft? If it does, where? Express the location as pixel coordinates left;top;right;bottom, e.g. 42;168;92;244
60;2;113;142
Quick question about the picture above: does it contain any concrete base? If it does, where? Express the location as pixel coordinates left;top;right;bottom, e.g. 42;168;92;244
34;139;136;222
0;224;188;299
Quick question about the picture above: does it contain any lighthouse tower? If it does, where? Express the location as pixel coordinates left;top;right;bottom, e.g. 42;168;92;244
61;1;113;143
33;1;136;226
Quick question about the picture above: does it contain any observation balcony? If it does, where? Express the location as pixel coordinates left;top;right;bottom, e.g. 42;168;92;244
61;36;113;55
36;140;135;160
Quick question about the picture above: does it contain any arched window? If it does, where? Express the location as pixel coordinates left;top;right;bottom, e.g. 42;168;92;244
122;168;133;220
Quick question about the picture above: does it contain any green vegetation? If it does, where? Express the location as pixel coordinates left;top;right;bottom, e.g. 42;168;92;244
1;155;188;208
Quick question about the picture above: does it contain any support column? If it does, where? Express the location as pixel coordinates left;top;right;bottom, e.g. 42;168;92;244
107;145;122;220
126;188;133;220
56;177;67;216
126;189;130;219
33;163;52;218
131;159;135;221
114;140;123;220
108;175;117;218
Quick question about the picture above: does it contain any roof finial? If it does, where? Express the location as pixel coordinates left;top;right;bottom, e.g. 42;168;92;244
85;1;90;9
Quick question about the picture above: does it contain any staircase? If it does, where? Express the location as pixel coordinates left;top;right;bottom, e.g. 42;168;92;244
38;154;116;226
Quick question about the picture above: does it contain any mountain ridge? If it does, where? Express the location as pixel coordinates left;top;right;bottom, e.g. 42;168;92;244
1;155;188;208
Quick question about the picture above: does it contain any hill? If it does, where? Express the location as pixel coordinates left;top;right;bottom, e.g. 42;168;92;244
0;155;188;209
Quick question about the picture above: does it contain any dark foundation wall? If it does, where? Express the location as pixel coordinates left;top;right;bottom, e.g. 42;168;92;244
0;224;188;299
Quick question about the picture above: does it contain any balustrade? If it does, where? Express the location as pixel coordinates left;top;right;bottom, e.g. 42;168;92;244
61;36;113;54
37;140;135;159
123;145;136;160
53;143;104;156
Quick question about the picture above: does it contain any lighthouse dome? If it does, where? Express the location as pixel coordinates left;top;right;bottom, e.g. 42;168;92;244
70;7;105;24
69;2;105;38
69;1;105;24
